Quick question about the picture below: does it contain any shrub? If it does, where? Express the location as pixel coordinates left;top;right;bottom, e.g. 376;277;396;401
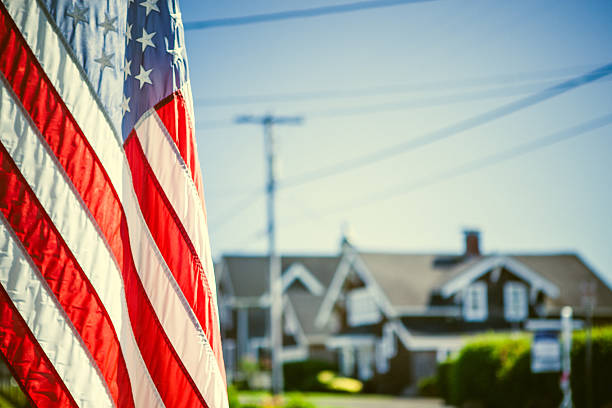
451;336;504;406
283;360;336;391
449;333;562;408
496;339;561;408
227;384;241;408
571;326;612;408
436;357;455;404
417;375;438;397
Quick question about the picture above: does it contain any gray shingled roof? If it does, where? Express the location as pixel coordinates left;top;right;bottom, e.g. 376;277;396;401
357;251;612;312
515;254;612;311
221;255;340;298
286;292;332;342
219;251;612;319
357;252;472;308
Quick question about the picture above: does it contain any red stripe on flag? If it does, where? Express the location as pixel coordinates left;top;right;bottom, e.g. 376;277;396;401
0;5;208;408
0;141;135;408
0;284;78;408
125;132;226;378
155;91;207;216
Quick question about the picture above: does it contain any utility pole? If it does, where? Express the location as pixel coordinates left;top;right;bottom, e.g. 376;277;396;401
235;114;303;395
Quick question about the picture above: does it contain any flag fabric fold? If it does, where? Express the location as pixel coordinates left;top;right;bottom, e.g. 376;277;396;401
0;0;228;406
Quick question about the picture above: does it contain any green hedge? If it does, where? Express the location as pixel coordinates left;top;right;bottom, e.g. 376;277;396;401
437;327;612;408
436;358;455;404
570;326;612;408
441;334;560;408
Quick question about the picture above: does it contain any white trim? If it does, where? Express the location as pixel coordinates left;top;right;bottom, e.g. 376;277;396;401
315;246;396;328
282;263;324;296
280;346;309;363
225;297;269;308
283;295;309;349
388;320;413;350
351;254;397;318
315;252;355;328
327;335;376;349
440;256;560;299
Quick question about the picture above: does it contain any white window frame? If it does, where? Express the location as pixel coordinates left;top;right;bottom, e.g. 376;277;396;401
504;281;528;322
463;281;488;322
347;287;381;326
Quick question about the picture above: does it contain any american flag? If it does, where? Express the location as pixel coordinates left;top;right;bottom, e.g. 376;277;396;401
0;0;227;406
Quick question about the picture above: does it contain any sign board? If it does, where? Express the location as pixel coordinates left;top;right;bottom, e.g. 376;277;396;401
531;329;561;373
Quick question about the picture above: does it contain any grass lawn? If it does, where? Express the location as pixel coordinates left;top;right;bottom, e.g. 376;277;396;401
238;390;397;408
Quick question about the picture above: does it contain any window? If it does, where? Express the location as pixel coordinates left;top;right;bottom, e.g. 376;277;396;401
347;287;381;326
504;281;528;322
463;281;487;321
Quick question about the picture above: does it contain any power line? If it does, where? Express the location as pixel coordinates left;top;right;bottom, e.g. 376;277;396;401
195;67;612;130
279;112;612;230
194;63;600;107
343;113;612;211
279;62;612;189
207;67;611;231
184;0;440;31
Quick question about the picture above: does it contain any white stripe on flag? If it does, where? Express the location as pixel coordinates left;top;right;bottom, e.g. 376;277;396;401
135;109;210;277
0;78;165;408
136;105;220;328
123;179;229;408
0;217;114;408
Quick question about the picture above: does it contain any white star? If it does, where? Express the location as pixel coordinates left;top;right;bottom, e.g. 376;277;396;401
126;23;133;42
134;64;153;89
140;0;160;16
94;51;114;70
98;13;117;35
66;4;88;26
122;95;131;113
136;28;156;52
124;59;132;80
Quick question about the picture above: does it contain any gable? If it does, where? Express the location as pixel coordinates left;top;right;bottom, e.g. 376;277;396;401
439;256;560;299
282;263;324;296
315;248;395;329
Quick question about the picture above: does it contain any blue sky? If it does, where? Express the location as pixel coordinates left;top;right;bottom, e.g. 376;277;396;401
180;0;612;287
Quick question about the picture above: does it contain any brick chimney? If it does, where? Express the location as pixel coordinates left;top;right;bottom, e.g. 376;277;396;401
463;229;480;257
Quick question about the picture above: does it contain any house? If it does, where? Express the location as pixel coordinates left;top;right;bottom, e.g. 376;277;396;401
216;230;612;392
216;255;340;383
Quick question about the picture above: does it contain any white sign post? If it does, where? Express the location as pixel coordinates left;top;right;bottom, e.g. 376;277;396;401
560;306;573;408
